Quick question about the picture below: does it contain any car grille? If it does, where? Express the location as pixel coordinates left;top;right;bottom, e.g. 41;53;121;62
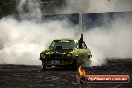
50;54;66;58
45;54;67;59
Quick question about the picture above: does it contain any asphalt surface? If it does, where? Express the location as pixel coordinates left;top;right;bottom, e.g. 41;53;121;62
0;62;132;88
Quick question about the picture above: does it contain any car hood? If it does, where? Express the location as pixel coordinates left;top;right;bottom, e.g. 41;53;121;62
45;49;74;54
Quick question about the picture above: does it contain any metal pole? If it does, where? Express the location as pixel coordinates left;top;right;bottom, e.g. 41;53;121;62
79;12;83;33
16;0;17;7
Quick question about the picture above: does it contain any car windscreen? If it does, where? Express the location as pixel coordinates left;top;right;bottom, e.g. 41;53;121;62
49;40;77;49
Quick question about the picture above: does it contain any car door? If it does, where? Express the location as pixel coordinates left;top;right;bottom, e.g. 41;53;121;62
78;42;89;64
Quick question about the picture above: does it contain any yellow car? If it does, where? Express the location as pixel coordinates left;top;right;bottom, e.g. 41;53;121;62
40;34;92;70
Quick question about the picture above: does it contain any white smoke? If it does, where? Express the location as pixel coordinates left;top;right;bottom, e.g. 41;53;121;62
57;0;90;13
63;0;132;66
0;17;77;65
0;0;132;66
17;0;42;21
62;0;132;13
86;14;132;58
0;0;77;65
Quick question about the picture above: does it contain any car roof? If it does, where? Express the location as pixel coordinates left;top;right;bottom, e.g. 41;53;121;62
55;38;80;41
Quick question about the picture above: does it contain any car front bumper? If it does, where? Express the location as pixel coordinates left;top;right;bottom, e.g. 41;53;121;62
40;57;74;66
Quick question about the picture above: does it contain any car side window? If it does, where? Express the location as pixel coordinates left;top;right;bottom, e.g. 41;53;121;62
82;42;87;49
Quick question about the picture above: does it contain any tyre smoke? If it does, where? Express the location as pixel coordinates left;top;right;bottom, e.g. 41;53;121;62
60;0;132;13
85;14;132;58
0;0;77;65
0;0;132;66
64;0;132;66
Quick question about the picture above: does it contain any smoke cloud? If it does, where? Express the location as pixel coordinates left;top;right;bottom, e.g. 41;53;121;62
17;0;42;21
86;13;132;59
0;0;77;65
0;0;132;66
62;0;132;13
62;0;132;65
0;17;77;65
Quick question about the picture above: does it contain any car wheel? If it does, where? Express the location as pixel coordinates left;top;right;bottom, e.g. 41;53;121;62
42;65;46;71
72;59;80;70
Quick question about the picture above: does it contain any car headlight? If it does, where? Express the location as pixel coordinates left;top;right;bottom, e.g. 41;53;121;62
67;54;72;57
40;53;45;58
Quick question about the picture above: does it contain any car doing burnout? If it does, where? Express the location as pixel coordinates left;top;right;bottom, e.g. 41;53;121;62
40;34;92;70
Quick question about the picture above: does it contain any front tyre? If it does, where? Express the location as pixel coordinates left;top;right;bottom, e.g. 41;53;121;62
72;59;80;70
42;65;46;71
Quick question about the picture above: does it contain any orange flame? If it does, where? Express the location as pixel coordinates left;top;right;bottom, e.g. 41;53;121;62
78;66;86;76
